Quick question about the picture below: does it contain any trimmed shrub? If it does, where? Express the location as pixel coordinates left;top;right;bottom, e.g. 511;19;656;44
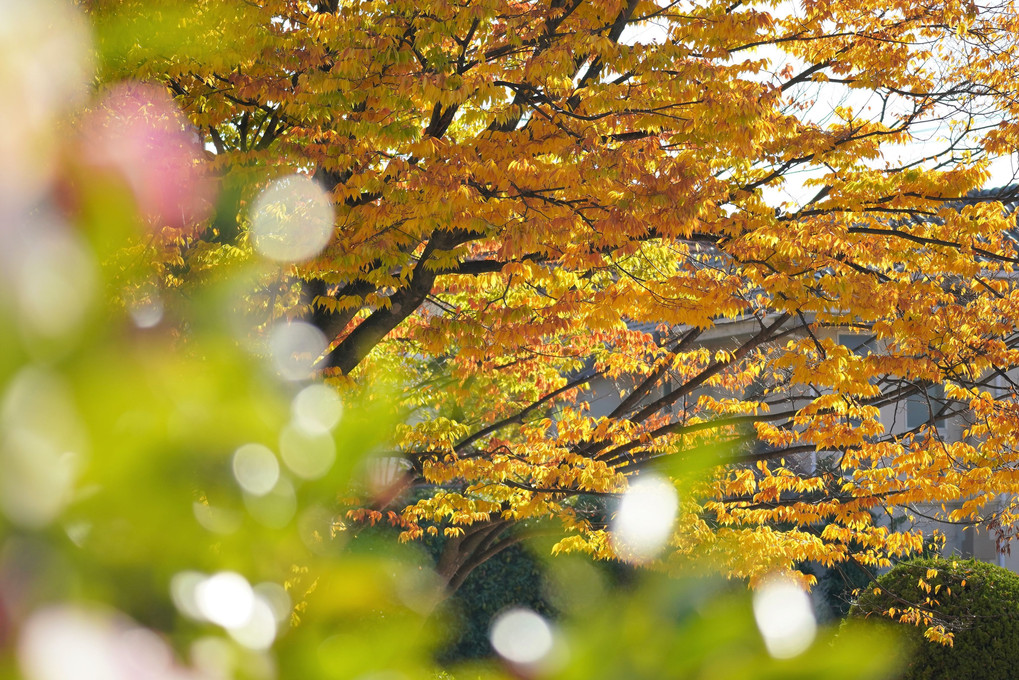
849;557;1019;680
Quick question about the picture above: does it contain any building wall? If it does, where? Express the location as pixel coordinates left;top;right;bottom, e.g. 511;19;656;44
581;318;1019;573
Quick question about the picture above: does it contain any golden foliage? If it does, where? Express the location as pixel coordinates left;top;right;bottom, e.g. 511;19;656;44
90;0;1019;580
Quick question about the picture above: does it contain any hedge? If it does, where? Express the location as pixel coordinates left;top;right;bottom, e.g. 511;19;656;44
850;557;1019;680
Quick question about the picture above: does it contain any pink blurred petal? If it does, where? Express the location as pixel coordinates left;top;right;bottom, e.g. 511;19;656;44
78;82;214;238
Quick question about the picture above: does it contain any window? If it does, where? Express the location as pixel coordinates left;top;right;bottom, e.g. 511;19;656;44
906;383;946;430
837;333;877;357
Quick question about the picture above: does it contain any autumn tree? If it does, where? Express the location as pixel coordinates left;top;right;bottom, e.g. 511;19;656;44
87;0;1019;591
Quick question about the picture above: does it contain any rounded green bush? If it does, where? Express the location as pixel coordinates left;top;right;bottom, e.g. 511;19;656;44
849;557;1019;680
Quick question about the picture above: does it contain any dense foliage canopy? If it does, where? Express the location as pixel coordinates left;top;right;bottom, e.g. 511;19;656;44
82;0;1019;588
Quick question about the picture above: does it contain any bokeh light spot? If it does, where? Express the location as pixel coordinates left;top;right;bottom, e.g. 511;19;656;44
0;368;85;528
227;595;277;650
18;606;184;680
609;473;678;563
267;321;327;381
19;606;120;680
190;636;234;680
170;571;206;621
752;576;817;659
232;443;281;496
253;582;292;624
489;607;555;667
194;572;255;630
16;229;96;341
192;501;242;535
279;423;335;480
117;627;174;676
250;174;334;263
0;0;91;212
244;476;297;528
291;383;343;434
128;297;164;329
